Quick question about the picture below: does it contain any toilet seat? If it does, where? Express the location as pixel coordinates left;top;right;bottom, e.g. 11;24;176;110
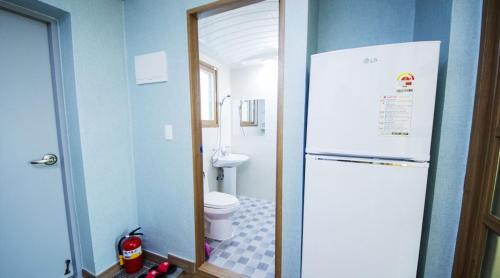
204;191;240;240
205;192;239;209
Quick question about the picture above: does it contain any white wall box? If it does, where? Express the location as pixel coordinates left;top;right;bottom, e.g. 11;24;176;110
134;51;168;84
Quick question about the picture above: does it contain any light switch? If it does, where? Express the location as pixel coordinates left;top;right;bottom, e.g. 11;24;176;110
164;125;173;140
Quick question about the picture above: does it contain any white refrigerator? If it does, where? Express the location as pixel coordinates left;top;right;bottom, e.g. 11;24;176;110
302;41;440;278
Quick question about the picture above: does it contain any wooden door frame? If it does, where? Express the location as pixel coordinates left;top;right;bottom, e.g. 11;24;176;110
452;0;500;277
187;0;284;277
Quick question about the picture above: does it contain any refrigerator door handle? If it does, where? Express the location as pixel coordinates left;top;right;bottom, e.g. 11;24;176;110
316;157;412;167
308;155;429;167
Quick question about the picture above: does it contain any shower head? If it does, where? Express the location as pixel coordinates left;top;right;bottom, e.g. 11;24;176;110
220;94;231;106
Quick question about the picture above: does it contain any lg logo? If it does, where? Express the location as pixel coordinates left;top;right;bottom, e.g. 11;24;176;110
363;57;378;64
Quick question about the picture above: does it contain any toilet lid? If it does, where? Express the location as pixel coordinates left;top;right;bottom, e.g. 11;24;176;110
205;192;239;209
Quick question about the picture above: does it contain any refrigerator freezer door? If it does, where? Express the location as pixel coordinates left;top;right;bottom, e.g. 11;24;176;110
306;41;440;161
301;155;429;278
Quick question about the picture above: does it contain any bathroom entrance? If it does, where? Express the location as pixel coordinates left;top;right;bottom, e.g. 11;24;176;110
187;0;283;277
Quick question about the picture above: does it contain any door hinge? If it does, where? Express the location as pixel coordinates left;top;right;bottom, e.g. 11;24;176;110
64;259;71;275
200;145;203;155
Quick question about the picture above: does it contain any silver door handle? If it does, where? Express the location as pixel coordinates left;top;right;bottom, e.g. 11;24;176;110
30;154;58;165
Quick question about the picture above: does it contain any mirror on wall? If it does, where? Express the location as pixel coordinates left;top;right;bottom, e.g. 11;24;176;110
240;99;265;131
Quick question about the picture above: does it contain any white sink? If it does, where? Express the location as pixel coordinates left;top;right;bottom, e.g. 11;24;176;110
212;153;249;168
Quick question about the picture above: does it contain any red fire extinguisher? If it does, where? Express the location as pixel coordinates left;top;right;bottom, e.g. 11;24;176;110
118;227;144;274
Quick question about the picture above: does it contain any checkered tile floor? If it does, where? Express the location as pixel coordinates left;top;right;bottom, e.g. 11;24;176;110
206;196;275;278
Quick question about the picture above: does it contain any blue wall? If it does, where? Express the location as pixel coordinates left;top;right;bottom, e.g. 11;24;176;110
8;0;140;275
282;1;311;276
417;1;483;277
44;0;139;274
123;0;311;275
317;0;416;52
123;0;206;261
314;1;483;277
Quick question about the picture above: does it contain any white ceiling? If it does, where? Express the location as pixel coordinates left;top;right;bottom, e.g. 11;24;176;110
198;0;279;67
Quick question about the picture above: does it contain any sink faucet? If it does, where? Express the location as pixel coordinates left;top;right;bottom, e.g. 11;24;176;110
221;145;231;156
211;145;231;165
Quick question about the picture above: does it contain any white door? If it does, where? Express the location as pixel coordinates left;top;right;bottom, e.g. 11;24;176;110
301;155;428;278
306;42;440;161
0;8;73;278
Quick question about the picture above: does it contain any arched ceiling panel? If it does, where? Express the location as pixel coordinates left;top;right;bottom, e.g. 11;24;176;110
198;0;279;67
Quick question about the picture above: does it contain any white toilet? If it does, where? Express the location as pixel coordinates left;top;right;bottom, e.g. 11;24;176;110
204;172;240;241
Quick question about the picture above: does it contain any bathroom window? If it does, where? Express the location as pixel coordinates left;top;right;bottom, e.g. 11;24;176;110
200;61;218;127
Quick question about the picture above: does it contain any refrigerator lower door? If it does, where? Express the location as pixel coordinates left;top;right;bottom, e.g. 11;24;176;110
302;155;429;278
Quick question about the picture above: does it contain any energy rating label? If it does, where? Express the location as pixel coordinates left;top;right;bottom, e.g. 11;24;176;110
378;94;413;136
